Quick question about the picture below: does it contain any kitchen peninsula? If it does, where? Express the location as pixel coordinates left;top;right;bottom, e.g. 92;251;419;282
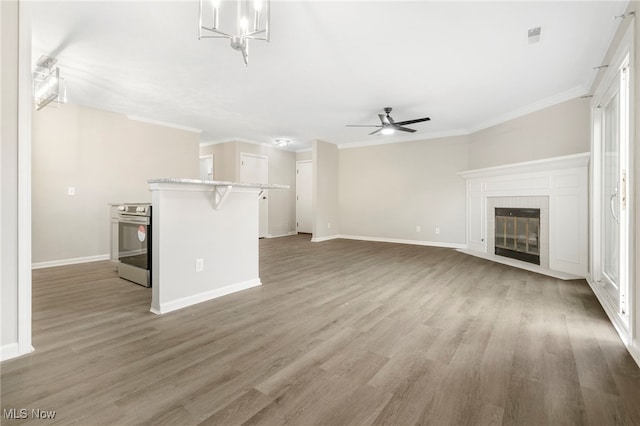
148;178;288;314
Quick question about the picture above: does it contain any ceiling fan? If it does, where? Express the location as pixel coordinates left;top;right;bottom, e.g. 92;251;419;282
346;107;431;135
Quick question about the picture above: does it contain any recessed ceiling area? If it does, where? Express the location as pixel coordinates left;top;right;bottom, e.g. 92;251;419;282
31;1;629;151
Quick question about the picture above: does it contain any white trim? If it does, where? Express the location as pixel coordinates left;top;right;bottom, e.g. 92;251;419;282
587;277;633;346
466;86;587;134
311;234;466;248
32;254;110;270
458;152;591;179
266;231;297;238
202;137;259;146
310;234;341;243
631;340;640;369
151;278;261;315
458;248;583;281
17;0;33;360
240;152;268;160
338;234;466;249
589;21;635;348
1;343;22;361
126;115;202;134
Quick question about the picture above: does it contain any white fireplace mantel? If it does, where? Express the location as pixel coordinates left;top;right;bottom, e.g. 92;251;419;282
457;153;590;279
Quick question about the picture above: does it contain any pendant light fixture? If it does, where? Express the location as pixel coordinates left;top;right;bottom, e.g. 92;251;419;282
198;0;270;66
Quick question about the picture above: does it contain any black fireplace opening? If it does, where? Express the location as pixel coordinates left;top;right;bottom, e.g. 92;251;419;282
495;208;540;265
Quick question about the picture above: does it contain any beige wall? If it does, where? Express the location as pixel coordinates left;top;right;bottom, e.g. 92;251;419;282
1;0;20;348
468;97;590;169
313;140;340;239
339;136;468;244
200;141;297;237
235;142;296;237
200;142;235;181
32;104;200;264
296;150;312;161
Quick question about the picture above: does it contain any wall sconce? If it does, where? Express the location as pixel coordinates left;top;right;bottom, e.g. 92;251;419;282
33;55;66;111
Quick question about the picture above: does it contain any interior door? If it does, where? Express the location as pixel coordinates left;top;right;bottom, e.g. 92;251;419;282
296;161;313;233
199;155;214;180
240;153;268;238
598;63;629;315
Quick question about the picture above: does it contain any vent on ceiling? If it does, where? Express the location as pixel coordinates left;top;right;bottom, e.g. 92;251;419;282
528;26;542;44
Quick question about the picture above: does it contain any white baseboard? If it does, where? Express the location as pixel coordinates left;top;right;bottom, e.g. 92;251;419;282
1;342;34;362
630;339;640;369
151;278;262;315
310;234;341;242
458;248;583;280
339;234;466;249
586;276;633;337
586;277;639;369
266;231;297;239
32;254;111;270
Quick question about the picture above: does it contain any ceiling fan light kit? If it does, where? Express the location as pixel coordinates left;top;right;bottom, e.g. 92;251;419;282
274;139;290;148
346;107;431;136
198;0;270;66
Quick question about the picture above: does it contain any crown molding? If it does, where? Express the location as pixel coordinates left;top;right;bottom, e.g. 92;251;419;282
126;115;202;134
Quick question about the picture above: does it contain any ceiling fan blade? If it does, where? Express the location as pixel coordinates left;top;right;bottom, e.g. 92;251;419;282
369;128;383;135
392;117;431;126
395;126;417;133
346;124;383;128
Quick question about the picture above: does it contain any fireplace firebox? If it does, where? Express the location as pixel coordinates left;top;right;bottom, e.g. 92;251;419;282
495;208;540;265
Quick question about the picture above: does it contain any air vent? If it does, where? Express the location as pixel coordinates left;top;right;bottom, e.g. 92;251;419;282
528;26;541;44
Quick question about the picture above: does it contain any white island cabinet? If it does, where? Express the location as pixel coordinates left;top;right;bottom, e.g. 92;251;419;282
148;178;288;314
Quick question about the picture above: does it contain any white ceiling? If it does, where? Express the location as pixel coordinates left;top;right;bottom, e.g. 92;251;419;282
31;0;628;151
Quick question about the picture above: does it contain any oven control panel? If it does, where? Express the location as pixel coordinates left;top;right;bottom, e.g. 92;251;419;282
117;204;151;217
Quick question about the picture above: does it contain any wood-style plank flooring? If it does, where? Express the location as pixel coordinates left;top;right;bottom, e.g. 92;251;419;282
2;234;640;425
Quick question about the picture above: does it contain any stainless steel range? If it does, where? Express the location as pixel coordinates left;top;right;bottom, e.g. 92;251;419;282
116;203;151;287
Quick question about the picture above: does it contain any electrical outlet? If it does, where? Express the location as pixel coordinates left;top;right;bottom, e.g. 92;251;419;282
416;226;421;233
67;186;76;196
435;227;440;235
195;258;204;272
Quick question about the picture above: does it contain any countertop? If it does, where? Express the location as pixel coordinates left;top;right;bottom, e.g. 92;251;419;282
147;178;289;190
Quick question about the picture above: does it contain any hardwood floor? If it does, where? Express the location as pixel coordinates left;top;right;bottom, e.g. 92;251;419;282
2;234;640;425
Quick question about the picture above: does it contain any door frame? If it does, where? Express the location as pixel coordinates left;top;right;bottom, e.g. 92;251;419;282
589;22;635;342
240;152;269;238
295;160;313;234
199;154;214;181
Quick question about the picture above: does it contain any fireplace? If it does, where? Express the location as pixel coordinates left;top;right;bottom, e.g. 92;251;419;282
494;208;540;265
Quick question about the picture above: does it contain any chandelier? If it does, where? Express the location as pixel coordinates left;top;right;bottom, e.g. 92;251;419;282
198;0;270;66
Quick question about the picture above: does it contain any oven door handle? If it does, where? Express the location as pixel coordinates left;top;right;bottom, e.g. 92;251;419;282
118;216;150;225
